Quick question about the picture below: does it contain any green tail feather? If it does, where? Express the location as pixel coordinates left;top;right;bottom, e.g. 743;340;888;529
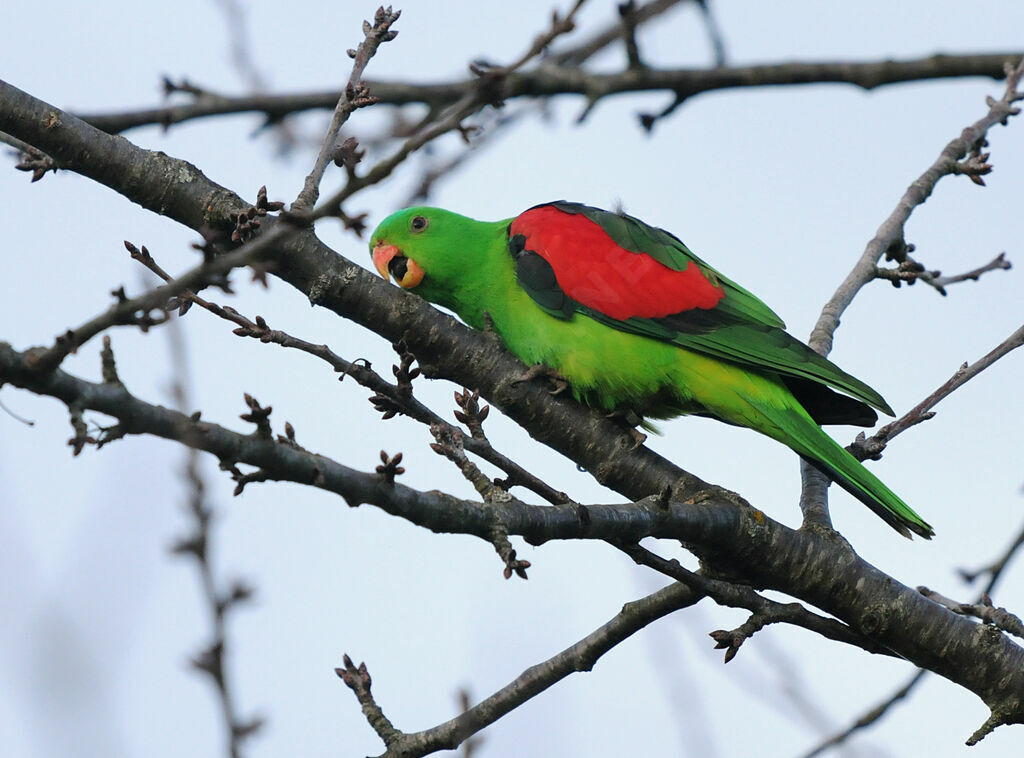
782;412;933;539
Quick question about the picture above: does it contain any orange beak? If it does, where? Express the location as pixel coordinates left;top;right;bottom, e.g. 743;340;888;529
372;243;424;289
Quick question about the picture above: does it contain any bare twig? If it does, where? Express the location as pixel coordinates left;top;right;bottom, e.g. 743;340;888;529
928;251;1012;292
918;587;1024;639
850;323;1024;460
430;423;531;579
21;231;281;376
336;655;403;749
3;133;59;181
810;58;1023;356
363;582;702;757
616;543;896;660
874;251;1011;295
292;7;400;212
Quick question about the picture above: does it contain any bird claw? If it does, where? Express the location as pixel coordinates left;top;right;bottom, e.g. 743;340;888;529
514;363;569;395
605;408;648;449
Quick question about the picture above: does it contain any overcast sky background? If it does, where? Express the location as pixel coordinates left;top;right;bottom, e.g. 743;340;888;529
2;1;1024;757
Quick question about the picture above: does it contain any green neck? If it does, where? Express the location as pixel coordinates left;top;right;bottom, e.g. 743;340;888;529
417;217;516;330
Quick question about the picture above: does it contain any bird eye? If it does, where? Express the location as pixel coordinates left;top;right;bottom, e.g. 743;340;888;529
410;215;428;232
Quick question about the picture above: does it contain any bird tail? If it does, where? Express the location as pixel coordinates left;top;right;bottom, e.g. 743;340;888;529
775;408;934;539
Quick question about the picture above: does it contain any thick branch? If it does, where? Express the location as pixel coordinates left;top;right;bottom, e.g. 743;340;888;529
3;342;1024;729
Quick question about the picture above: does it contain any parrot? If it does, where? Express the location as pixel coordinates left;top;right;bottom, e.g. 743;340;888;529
369;201;933;539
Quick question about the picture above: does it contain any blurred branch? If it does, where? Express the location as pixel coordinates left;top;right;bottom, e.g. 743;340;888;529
209;0;270;92
695;0;727;66
551;0;687;65
167;317;262;758
961;519;1024;595
75;52;1022;135
798;669;926;758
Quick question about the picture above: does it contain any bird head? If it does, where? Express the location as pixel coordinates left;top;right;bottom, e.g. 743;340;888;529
370;206;489;311
369;207;434;290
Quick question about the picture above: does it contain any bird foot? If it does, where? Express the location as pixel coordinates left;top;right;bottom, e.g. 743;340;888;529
605;408;648;449
514;363;570;395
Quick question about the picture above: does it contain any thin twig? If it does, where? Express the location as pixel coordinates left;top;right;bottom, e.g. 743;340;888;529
292;7;400;212
362;582;702;757
616;543;896;660
305;0;589;223
874;251;1011;295
22;230;283;375
850;323;1024;460
430;423;531;579
809;58;1024;357
928;251;1012;292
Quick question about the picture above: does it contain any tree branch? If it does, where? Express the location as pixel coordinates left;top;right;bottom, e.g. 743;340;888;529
3;340;1024;735
809;58;1023;356
850;323;1024;460
291;6;400;212
351;582;702;757
74;52;1022;135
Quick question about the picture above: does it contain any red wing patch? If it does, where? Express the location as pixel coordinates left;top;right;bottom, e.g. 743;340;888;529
510;205;724;320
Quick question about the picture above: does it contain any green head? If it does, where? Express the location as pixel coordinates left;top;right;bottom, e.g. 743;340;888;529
369;206;508;316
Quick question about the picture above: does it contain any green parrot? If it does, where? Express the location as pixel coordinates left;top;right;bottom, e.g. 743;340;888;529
369;201;933;539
